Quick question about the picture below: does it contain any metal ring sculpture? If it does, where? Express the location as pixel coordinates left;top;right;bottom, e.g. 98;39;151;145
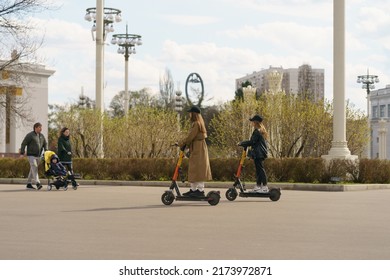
185;73;204;107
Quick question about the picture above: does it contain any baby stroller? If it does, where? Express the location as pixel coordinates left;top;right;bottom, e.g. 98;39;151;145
43;151;78;191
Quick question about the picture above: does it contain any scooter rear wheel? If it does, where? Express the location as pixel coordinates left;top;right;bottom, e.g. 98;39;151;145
161;191;175;205
269;188;281;201
207;191;220;206
225;188;238;201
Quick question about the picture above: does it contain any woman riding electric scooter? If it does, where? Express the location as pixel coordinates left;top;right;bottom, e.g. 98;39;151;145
161;105;220;206
178;105;212;197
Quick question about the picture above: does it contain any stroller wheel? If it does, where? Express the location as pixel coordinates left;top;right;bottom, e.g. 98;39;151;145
47;185;52;191
72;181;79;190
63;183;68;191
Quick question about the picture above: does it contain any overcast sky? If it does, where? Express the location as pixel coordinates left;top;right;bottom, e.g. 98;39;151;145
28;0;390;112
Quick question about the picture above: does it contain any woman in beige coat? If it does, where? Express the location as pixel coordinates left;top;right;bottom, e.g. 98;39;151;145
179;105;212;197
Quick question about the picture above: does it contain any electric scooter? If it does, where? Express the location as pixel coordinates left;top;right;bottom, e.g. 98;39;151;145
161;145;220;206
225;147;281;201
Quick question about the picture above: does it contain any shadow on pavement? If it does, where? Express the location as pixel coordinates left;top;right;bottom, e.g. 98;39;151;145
65;203;210;212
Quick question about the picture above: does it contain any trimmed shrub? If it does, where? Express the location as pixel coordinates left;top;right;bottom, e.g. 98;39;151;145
358;159;390;183
0;157;388;184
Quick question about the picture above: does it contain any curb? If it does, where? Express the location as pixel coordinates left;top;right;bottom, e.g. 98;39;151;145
1;178;390;192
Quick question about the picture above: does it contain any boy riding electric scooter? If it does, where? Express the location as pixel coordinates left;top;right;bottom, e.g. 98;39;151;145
226;114;281;201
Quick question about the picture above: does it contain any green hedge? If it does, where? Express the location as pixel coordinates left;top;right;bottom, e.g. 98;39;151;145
1;157;390;183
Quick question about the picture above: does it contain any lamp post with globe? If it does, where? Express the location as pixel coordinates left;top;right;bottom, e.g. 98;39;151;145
111;25;142;116
84;1;121;158
357;69;379;158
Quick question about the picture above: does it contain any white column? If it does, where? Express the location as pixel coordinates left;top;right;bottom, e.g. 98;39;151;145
0;94;5;153
378;119;387;159
8;97;17;153
322;0;358;161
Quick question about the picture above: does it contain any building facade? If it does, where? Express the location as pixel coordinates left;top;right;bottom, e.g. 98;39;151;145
369;84;390;159
0;61;55;155
236;64;325;101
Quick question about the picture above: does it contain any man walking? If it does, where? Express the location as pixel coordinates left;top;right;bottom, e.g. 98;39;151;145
20;122;47;190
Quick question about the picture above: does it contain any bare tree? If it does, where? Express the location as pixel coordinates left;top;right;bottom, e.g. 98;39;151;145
0;0;54;68
109;88;159;117
159;68;175;110
1;0;54;134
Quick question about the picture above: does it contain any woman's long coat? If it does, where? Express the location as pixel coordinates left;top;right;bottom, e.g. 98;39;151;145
57;135;72;163
179;121;212;182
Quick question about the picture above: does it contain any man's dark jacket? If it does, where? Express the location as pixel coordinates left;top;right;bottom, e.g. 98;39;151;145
20;131;47;157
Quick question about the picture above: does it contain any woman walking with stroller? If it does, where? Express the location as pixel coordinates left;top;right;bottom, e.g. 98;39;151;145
239;114;269;193
57;127;78;187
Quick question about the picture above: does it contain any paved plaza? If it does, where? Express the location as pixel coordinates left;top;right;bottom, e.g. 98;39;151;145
1;183;390;260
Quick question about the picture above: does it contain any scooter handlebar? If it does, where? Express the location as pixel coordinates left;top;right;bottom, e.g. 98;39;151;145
172;143;186;151
238;142;248;148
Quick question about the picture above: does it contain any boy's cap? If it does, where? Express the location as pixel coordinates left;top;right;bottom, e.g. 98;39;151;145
249;115;263;122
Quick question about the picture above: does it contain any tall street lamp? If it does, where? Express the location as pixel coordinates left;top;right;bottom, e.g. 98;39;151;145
84;4;122;112
357;69;379;95
357;69;379;158
84;1;121;158
111;25;142;116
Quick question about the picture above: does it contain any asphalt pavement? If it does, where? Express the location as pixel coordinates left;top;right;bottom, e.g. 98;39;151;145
1;183;390;260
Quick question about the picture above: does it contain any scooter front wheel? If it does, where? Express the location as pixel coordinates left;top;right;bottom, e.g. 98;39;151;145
225;188;238;201
207;191;220;206
161;191;175;205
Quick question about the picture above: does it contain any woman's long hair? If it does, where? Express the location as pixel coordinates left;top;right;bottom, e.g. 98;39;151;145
59;127;69;137
190;112;207;134
254;121;268;140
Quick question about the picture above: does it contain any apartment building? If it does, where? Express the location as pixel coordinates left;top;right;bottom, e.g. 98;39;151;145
236;64;325;102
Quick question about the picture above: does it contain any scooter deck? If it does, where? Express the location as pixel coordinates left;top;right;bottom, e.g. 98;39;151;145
176;195;210;201
239;192;271;198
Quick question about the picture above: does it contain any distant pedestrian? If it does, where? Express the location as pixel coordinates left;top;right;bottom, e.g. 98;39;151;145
20;122;47;190
57;127;78;187
178;105;212;197
57;127;73;171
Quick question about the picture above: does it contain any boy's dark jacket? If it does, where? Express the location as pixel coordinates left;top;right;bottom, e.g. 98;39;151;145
240;128;268;159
